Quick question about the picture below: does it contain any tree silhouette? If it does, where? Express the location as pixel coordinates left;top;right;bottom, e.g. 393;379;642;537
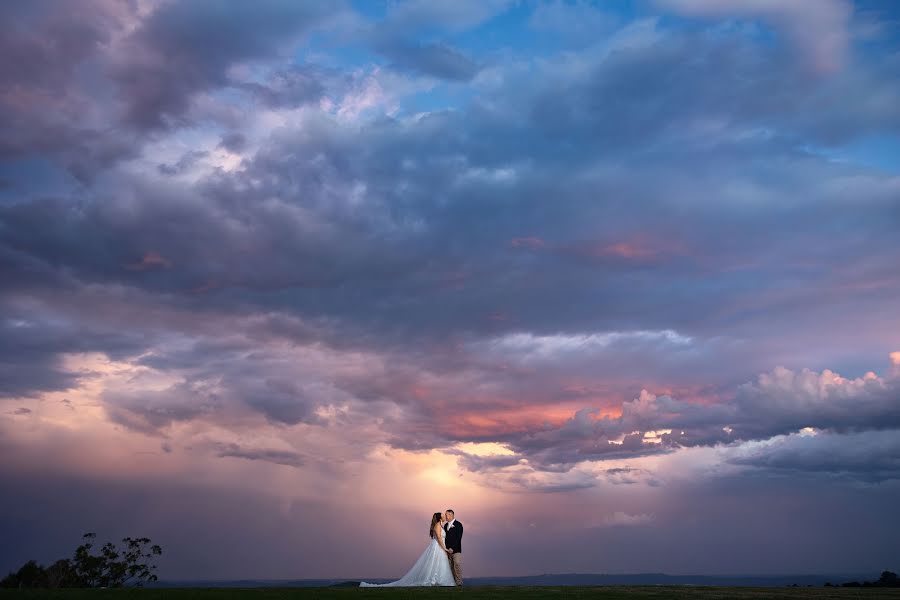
839;571;899;588
1;532;162;589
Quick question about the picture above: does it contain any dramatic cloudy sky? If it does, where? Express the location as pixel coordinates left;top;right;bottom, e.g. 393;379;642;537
2;0;900;580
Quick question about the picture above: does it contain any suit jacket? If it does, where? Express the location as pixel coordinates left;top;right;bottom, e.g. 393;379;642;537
443;520;463;553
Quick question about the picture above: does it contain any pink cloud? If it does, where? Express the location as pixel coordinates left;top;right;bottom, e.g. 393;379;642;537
124;251;172;270
554;234;691;263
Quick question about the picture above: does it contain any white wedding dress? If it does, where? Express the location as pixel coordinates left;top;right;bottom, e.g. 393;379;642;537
359;526;456;587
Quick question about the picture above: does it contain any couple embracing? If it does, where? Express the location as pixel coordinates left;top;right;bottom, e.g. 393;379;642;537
360;509;463;587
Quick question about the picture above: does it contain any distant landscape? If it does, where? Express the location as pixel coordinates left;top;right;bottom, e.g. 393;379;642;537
7;533;895;595
146;572;887;588
4;584;900;600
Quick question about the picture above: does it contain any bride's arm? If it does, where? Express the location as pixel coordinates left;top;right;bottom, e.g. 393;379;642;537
434;524;449;551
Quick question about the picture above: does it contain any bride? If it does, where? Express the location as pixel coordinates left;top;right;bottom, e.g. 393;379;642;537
359;512;456;587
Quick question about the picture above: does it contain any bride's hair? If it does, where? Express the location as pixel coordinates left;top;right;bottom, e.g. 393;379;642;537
429;512;442;538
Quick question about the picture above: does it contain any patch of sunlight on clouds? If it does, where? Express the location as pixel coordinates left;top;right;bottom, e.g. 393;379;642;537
454;441;517;456
479;329;693;359
313;403;350;424
642;429;672;444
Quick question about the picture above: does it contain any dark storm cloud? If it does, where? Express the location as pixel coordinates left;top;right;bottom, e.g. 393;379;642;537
157;149;209;176
603;467;659;486
107;0;340;131
102;381;223;436
0;269;359;431
375;39;481;81
502;475;597;493
237;377;321;426
351;0;507;81
165;27;900;351
727;429;900;482
0;188;219;288
234;64;329;109
0;2;110;89
0;0;344;182
468;29;900;162
3;22;899;353
213;442;305;468
217;132;247;154
0;1;141;179
448;450;522;473
0;297;150;398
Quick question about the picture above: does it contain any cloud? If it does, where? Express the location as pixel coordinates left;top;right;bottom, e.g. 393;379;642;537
448;449;523;473
217;132;247;154
0;0;344;181
384;0;511;33
603;467;660;486
375;40;481;81
657;0;853;73
101;381;224;436
473;329;693;362
444;356;900;480
357;0;510;81
601;511;655;526
213;442;305;468
529;0;619;48
0;1;142;178
0;299;149;398
157;149;209;176
726;427;900;482
4;16;900;355
731;364;900;437
234;64;329;109
107;0;340;131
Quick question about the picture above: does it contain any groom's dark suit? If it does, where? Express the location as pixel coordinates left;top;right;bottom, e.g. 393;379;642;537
443;520;463;553
443;519;463;585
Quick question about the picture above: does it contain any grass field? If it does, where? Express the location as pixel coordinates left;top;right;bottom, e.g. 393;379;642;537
3;586;900;600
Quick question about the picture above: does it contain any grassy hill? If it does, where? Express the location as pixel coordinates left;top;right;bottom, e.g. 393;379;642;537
3;586;900;599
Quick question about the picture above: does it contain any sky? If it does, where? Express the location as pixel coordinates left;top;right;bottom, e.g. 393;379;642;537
1;0;900;581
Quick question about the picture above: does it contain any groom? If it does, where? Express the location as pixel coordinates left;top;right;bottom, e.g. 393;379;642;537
443;509;463;586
